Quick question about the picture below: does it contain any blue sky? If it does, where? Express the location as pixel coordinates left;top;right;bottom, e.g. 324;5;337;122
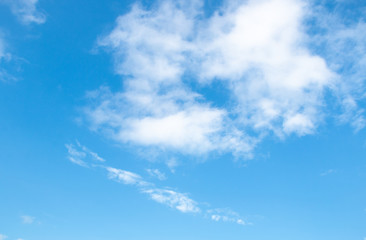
0;0;365;239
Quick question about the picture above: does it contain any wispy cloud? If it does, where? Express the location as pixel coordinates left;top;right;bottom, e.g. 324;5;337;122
106;167;148;186
143;188;200;213
0;234;7;240
0;0;46;25
65;141;106;167
146;169;166;180
66;142;246;225
309;4;366;131
0;37;19;83
0;37;5;60
84;0;366;161
105;166;199;213
208;208;249;226
320;169;337;177
166;158;179;173
65;143;88;167
21;215;35;224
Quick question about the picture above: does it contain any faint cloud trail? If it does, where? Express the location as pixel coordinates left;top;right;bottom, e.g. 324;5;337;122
65;141;248;225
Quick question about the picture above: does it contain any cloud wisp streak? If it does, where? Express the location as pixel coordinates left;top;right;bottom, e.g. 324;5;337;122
320;169;337;177
84;0;366;162
0;37;19;83
146;168;167;180
66;142;247;225
21;215;35;224
0;0;46;25
65;141;106;167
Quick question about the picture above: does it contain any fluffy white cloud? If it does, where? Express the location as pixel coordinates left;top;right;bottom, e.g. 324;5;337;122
86;0;365;160
195;0;333;137
86;87;254;156
0;0;46;24
21;215;35;224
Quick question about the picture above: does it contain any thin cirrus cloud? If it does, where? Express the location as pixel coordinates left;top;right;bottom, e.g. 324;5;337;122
0;0;46;83
66;142;247;225
21;215;35;224
85;0;366;160
208;208;249;226
65;141;105;167
0;0;46;25
146;168;167;180
320;169;337;177
309;12;366;131
0;37;18;83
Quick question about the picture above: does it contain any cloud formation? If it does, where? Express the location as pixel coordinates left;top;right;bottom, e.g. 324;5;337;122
146;168;166;180
85;0;366;160
21;215;35;224
0;37;17;83
0;0;46;24
0;234;7;240
208;208;248;226
66;142;245;224
65;141;105;167
309;8;366;131
105;166;200;214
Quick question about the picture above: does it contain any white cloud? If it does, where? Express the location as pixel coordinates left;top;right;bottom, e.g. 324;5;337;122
309;5;366;131
75;141;105;162
105;166;199;213
0;0;46;24
143;188;200;213
0;234;7;240
21;215;35;224
146;168;166;180
106;167;148;186
86;87;255;157
196;0;333;137
208;208;248;226
65;141;106;167
166;158;179;172
85;0;365;160
67;142;247;224
65;143;88;167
